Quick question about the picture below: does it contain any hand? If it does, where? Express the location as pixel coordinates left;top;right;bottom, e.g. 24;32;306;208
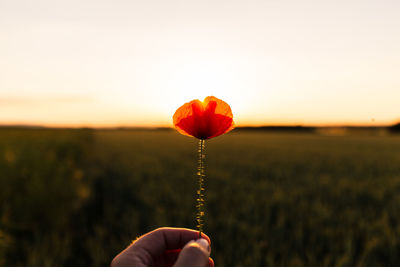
111;227;214;267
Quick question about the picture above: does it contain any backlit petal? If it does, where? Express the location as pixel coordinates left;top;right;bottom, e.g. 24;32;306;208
173;96;234;139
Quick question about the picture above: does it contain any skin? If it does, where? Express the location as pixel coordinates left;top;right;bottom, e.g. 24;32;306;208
111;227;214;267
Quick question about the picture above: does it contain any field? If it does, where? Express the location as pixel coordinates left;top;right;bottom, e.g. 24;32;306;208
1;128;400;266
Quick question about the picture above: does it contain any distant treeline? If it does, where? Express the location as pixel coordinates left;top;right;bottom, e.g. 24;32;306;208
236;124;400;134
1;122;400;132
390;122;400;132
235;126;315;132
237;122;400;133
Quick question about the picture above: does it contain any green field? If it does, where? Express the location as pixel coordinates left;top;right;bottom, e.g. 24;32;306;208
1;129;400;266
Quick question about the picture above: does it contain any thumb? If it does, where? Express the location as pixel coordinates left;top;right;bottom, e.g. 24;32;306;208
173;238;211;267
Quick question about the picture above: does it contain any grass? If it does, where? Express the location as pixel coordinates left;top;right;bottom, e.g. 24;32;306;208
0;128;400;266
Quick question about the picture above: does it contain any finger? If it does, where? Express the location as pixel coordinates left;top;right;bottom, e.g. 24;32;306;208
164;249;214;267
131;227;210;255
208;257;214;267
163;249;181;266
173;239;211;267
121;228;211;266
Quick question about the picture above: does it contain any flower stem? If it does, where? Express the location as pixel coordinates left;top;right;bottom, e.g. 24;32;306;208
196;139;206;238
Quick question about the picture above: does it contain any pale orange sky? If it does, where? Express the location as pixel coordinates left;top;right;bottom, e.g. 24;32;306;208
1;0;399;127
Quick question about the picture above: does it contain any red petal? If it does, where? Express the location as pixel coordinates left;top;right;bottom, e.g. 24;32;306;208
173;96;234;139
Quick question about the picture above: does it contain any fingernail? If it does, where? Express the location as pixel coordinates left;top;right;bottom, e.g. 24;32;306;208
196;238;210;253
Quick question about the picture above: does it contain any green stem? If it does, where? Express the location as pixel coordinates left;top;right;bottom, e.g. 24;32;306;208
196;139;205;238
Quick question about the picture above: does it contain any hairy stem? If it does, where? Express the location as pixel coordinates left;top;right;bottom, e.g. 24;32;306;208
196;139;206;238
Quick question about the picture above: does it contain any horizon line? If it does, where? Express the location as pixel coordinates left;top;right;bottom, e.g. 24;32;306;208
0;123;398;130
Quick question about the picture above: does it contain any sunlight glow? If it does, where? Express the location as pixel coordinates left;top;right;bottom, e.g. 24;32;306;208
1;0;399;127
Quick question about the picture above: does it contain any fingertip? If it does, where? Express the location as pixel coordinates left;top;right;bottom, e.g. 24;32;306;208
174;240;210;267
196;238;210;254
208;257;214;267
200;232;211;245
156;227;212;249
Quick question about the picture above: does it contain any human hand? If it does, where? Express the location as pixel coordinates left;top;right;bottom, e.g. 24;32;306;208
111;227;214;267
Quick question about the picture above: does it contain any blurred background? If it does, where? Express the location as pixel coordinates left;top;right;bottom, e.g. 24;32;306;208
1;0;400;266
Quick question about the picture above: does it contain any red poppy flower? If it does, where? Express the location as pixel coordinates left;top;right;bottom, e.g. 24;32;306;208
173;96;234;139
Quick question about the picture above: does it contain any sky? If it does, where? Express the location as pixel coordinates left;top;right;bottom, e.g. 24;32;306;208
1;0;399;127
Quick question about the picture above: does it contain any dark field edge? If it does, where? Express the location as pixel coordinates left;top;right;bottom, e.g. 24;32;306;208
0;123;399;133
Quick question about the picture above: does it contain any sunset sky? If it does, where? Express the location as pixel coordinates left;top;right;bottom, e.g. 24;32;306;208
1;0;399;127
